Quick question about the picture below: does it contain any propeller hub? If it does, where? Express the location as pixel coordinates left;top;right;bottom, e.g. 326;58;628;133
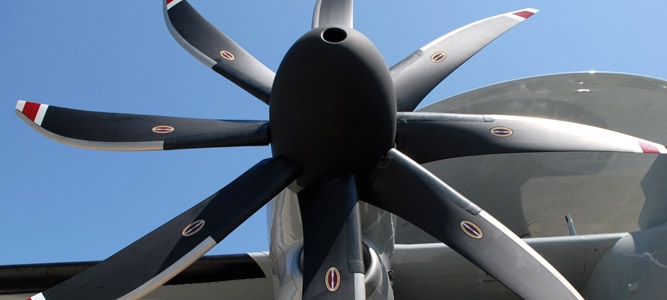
270;27;396;186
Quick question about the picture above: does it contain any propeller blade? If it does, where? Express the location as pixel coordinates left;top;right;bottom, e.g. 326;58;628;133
365;149;584;300
392;8;538;111
298;174;365;299
396;112;667;163
15;100;268;151
26;157;299;300
164;0;274;103
312;0;353;29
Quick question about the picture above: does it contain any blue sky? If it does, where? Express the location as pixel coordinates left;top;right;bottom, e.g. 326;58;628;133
2;1;667;265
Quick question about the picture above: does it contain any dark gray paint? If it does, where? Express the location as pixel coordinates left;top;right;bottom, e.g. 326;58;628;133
367;149;582;300
17;104;269;151
391;8;534;112
165;0;274;103
396;112;655;163
299;175;365;299
0;254;266;295
391;234;625;300
270;26;395;187
406;73;667;240
37;158;298;300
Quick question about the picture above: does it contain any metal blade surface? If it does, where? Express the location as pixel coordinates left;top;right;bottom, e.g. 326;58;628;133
312;0;353;29
392;8;537;111
28;157;299;300
366;149;584;300
396;112;666;163
15;100;268;151
164;0;274;103
299;174;365;300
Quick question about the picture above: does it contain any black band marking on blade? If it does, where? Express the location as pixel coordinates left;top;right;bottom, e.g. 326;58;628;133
460;220;484;239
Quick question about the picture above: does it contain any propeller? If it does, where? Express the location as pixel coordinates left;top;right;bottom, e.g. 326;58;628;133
298;174;365;299
365;149;583;299
312;0;354;29
391;8;538;111
164;0;275;103
16;1;667;300
27;158;299;300
15;100;268;151
396;112;667;163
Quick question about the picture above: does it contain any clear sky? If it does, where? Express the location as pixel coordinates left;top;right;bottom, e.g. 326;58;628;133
2;0;667;265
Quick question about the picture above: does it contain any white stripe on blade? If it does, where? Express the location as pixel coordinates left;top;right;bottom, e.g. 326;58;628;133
16;100;26;111
480;211;584;300
35;104;49;126
166;0;184;10
117;236;217;300
29;292;46;300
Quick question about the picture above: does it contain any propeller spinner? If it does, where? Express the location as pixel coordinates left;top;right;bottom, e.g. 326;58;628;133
270;26;396;186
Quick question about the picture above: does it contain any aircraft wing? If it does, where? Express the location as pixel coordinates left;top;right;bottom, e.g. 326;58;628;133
0;253;274;300
396;72;667;242
390;233;626;300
